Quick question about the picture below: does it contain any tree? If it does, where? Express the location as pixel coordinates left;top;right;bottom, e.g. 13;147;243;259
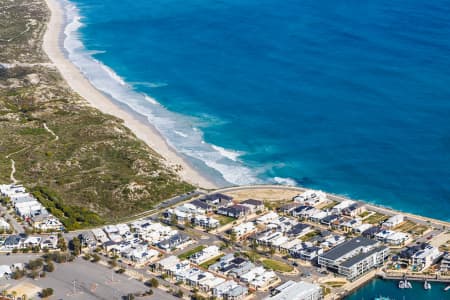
57;236;67;252
149;278;159;288
108;258;117;268
123;294;135;300
45;262;54;272
27;258;44;271
269;248;276;256
230;231;237;243
41;288;54;298
70;237;81;256
170;214;178;226
173;289;183;298
29;270;39;279
91;253;101;262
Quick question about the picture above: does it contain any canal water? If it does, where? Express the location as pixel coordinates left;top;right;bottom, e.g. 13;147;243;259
344;278;449;300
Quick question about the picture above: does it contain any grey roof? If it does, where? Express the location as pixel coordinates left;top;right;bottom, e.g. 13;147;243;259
202;193;233;202
287;223;310;235
227;285;248;297
190;199;212;210
241;199;263;206
340;246;388;268
320;237;377;261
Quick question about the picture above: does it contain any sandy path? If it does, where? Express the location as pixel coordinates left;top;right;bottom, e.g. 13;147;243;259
43;122;59;141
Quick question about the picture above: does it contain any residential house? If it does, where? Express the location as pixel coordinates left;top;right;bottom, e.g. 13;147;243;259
200;193;233;208
217;205;251;218
440;252;450;272
278;203;301;214
320;214;340;226
411;245;442;271
190;246;221;264
232;222;256;239
382;215;405;228
342;203;366;217
40;235;59;249
212;280;248;300
190;199;214;213
91;228;110;244
375;230;409;246
240;266;278;289
256;212;279;225
361;226;382;239
2;235;24;250
158;233;190;251
286;223;312;238
192;214;220;229
331;200;355;215
293;190;327;206
240;199;264;213
0;218;10;231
32;215;63;231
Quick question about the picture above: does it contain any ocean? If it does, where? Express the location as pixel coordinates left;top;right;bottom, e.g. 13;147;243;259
61;0;450;220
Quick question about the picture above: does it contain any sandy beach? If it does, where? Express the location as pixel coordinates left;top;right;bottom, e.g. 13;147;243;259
42;0;217;189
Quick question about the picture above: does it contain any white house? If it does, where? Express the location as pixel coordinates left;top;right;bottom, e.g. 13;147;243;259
232;222;256;238
375;230;409;245
331;200;355;214
33;216;63;231
190;246;221;265
0;218;10;231
240;266;278;289
411;245;442;271
293;190;327;206
382;215;404;228
92;228;110;244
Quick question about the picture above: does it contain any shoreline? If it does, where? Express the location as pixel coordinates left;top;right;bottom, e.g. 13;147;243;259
42;0;218;190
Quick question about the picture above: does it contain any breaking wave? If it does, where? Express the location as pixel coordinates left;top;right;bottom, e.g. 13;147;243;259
61;0;260;186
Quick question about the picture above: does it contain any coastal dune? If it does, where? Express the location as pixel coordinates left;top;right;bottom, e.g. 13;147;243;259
42;0;217;189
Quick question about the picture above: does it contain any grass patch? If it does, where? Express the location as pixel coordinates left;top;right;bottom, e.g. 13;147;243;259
394;220;416;232
359;211;371;218
199;254;224;269
365;213;389;224
299;230;319;241
321;201;338;210
178;245;205;260
410;225;429;235
324;281;346;288
261;258;293;273
321;285;331;296
215;214;235;226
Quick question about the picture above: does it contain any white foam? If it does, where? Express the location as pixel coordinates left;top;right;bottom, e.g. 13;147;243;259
99;63;127;86
144;95;159;105
273;177;297;186
60;0;262;187
173;130;188;138
211;145;243;162
87;50;106;55
134;82;168;88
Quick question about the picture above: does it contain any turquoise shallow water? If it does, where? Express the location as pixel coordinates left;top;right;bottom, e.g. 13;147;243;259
62;0;450;221
345;279;450;300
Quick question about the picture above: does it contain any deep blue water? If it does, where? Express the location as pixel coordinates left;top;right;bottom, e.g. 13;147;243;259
62;0;450;220
345;279;449;300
